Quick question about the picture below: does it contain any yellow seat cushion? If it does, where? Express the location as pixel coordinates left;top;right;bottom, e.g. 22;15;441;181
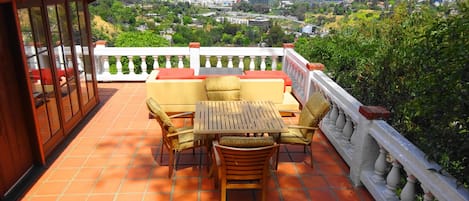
279;129;311;144
219;136;275;148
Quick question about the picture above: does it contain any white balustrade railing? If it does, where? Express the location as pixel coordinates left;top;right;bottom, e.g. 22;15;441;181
305;69;469;201
90;41;469;200
93;42;286;81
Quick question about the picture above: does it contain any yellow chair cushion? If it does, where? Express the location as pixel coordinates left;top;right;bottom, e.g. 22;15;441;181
298;92;330;138
146;97;174;127
219;136;275;148
279;129;311;144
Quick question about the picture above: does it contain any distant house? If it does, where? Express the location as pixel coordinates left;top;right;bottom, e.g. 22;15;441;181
248;17;270;29
280;0;293;8
249;0;269;5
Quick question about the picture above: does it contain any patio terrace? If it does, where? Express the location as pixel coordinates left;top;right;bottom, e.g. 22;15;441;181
21;43;469;201
20;82;373;201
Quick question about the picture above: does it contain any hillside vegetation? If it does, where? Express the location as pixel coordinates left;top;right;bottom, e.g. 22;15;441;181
296;1;469;187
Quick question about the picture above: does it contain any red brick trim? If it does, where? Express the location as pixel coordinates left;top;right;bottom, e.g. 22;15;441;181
189;42;200;48
359;106;390;120
306;63;325;71
283;43;294;48
95;40;107;46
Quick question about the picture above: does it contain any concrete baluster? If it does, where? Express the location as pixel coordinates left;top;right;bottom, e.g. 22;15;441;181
116;56;122;75
400;173;416;201
272;56;278;71
384;160;401;200
227;56;233;68
140;56;147;75
165;56;171;68
249;56;255;71
329;103;339;124
343;115;353;141
260;56;266;71
372;146;388;183
205;56;211;67
420;184;435;201
349;123;359;147
103;56;110;76
216;56;222;68
335;108;346;132
152;56;159;69
127;56;135;75
177;55;183;68
238;56;244;69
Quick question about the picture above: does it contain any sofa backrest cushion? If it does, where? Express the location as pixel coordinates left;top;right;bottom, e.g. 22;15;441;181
204;76;241;101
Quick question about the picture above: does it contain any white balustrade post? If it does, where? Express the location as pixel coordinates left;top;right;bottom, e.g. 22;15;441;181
140;56;147;76
227;56;233;68
384;160;401;200
189;42;200;75
238;56;244;69
335;108;346;132
400;173;416;201
102;56;110;76
177;55;184;68
205;56;211;67
152;56;159;69
350;106;391;186
127;56;135;75
343;115;354;141
249;56;255;71
420;184;435;201
372;146;388;183
329;103;339;124
116;56;123;75
216;56;222;68
165;55;171;68
271;56;278;71
260;56;266;71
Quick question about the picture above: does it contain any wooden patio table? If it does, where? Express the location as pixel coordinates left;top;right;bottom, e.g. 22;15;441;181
194;100;287;135
194;100;287;169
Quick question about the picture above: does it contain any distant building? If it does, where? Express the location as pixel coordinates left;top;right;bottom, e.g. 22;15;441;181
248;17;270;29
249;0;269;5
279;0;293;8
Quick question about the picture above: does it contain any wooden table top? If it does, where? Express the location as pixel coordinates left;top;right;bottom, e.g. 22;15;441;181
193;101;288;134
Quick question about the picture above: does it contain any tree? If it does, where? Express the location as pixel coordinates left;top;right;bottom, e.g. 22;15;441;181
295;1;469;186
114;31;170;47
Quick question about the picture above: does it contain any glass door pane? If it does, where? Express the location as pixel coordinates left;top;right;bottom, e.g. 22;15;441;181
18;7;61;144
70;0;95;106
47;4;81;123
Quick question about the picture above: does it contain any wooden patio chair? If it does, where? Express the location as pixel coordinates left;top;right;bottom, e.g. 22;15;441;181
146;97;210;178
212;136;278;201
276;92;330;168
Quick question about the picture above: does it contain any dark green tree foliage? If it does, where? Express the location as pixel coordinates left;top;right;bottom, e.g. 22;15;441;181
114;31;169;47
295;1;469;186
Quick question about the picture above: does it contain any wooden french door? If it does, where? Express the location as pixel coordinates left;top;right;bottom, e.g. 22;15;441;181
0;3;35;197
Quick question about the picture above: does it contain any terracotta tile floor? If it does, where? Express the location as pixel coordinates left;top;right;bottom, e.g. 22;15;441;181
21;82;374;201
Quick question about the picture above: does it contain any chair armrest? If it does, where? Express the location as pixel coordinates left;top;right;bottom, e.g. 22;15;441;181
167;128;194;137
287;125;319;130
278;110;301;114
168;112;194;118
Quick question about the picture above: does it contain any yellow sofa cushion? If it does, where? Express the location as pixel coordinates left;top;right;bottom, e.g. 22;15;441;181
205;76;241;101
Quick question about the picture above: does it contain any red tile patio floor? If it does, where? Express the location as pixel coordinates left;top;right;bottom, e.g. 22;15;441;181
20;82;374;201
